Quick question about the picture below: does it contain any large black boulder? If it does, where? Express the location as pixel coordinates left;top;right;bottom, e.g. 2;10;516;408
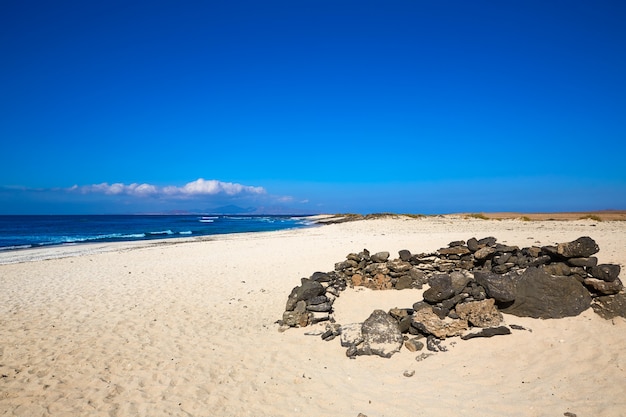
501;267;591;319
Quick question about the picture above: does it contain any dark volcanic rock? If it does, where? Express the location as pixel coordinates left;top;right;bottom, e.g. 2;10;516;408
494;244;519;253
307;295;329;305
306;302;332;312
494;253;512;265
492;263;515;274
567;257;598;268
467;237;480;252
466;281;487;301
474;247;496;261
441;293;468;311
557;236;600;258
591;293;626;319
426;335;447;352
423;274;455;303
370;251;390;263
409;268;427;288
474;270;520;303
310;271;331;282
461;326;511;340
541;245;559;258
335;260;357;271
282;300;310;327
286;279;326;309
398;249;412;262
359;310;403;358
478;236;497;246
449;271;472;294
542;262;571;276
502;267;592;319
528;255;552;267
395;274;413;290
431;305;449;320
583;278;623;295
398;316;413;333
589;264;621;282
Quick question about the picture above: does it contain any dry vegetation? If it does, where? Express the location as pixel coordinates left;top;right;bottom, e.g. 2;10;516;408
315;211;626;224
461;211;626;221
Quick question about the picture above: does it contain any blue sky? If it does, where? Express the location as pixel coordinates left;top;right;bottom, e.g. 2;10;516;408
1;0;625;214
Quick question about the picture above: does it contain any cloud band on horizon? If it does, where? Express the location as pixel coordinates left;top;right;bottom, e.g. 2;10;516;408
69;178;266;198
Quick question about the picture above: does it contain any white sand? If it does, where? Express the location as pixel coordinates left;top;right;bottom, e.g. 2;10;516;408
1;216;625;417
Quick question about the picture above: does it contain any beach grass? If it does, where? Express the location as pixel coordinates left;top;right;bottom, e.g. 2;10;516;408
579;214;603;222
466;213;490;220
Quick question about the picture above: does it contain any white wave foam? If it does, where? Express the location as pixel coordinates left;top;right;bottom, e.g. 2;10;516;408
124;233;147;238
48;233;149;244
149;230;174;235
0;244;33;251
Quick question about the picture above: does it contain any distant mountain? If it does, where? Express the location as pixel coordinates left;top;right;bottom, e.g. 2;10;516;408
247;206;318;215
205;205;318;216
156;205;318;216
206;205;256;214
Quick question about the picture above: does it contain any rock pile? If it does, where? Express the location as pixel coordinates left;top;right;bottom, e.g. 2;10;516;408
279;236;624;358
281;272;347;327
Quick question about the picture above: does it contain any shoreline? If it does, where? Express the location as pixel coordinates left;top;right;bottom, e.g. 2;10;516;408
0;216;323;265
0;226;321;265
2;211;625;265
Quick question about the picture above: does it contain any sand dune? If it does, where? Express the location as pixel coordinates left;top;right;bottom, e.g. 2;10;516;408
1;216;625;416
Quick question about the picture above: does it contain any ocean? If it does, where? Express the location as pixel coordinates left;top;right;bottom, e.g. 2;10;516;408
0;215;315;251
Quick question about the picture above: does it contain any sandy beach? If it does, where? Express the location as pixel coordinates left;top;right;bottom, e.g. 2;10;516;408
1;215;625;417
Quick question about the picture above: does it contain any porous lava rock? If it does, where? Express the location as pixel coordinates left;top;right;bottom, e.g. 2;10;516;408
455;298;502;327
358;310;403;358
591;293;626;319
411;305;468;338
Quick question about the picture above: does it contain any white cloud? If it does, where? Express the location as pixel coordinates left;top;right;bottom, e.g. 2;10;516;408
174;178;265;196
70;178;266;198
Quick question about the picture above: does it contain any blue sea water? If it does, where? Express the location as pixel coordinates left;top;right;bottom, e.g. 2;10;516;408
0;215;314;251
